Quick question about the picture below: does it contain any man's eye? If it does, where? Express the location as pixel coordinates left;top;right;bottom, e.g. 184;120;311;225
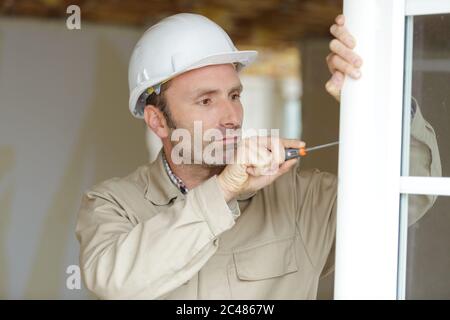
232;93;241;100
200;98;212;106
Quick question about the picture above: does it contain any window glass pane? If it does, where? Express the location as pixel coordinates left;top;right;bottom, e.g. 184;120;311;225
405;194;450;299
406;14;449;177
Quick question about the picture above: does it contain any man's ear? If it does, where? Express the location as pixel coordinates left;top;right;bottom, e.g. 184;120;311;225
143;105;170;139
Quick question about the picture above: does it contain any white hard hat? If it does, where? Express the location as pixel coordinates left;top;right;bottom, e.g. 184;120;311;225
128;13;258;118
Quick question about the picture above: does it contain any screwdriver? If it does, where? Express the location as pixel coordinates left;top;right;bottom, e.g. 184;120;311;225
285;141;339;160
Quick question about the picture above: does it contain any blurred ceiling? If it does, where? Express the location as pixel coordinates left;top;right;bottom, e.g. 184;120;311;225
0;0;341;46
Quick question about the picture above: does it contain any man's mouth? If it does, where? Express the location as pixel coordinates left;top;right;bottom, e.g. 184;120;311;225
221;136;239;144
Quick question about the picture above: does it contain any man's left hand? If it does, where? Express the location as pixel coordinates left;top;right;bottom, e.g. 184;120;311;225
325;14;363;102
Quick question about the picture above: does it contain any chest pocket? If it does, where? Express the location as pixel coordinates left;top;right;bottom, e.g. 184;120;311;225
233;236;298;281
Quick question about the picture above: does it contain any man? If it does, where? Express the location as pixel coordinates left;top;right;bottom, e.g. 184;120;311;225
76;13;440;299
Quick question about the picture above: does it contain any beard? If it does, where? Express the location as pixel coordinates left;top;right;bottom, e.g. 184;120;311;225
167;115;241;166
169;132;240;167
202;140;239;167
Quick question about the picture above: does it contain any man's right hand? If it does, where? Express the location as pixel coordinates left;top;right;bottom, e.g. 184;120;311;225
217;136;304;202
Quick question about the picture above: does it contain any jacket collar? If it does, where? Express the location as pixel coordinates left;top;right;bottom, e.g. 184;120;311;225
144;148;256;205
144;149;182;206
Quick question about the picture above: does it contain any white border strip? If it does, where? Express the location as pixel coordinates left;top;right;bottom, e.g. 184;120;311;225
400;177;450;195
406;0;450;16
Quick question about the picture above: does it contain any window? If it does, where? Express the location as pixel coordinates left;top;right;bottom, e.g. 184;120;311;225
334;0;450;299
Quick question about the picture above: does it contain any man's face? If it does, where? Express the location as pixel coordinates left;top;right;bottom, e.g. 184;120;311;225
164;64;244;165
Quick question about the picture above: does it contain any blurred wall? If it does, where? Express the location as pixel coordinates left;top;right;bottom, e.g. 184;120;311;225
300;39;340;175
0;17;148;299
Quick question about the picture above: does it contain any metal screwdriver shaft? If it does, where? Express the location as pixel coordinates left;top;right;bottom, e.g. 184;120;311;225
305;141;339;152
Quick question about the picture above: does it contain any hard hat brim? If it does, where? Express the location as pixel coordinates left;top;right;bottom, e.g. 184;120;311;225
129;50;258;119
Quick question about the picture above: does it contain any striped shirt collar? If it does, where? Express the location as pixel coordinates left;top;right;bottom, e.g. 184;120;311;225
161;151;189;195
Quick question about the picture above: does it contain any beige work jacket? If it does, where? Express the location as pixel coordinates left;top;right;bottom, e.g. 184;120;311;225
76;105;441;299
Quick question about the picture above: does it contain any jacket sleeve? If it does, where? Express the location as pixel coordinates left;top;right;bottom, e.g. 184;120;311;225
76;175;237;299
408;101;442;226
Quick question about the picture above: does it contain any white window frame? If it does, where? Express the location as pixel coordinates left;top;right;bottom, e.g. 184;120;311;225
334;0;450;299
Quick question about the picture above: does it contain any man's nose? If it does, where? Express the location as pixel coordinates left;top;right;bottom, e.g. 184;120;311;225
220;100;242;129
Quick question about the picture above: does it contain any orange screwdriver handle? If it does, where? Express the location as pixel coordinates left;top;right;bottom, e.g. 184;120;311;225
299;147;307;156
